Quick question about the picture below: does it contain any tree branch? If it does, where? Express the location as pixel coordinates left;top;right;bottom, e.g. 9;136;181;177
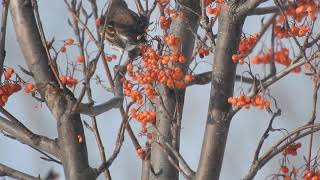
0;163;40;180
244;124;320;180
248;6;279;16
188;71;254;86
0;0;10;80
0;114;59;158
238;0;268;16
10;1;95;179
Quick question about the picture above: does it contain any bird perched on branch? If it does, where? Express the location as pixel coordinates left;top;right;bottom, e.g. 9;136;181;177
99;0;149;53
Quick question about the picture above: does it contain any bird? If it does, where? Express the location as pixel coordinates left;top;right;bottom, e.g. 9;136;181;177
99;0;149;53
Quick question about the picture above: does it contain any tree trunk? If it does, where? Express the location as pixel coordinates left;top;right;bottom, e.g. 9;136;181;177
195;3;246;180
149;1;200;180
10;1;95;179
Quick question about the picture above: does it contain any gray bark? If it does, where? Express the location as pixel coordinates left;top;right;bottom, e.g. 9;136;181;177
10;1;95;179
149;1;200;180
195;3;246;180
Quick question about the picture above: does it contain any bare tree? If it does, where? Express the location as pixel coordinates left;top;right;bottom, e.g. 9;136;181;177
0;0;320;180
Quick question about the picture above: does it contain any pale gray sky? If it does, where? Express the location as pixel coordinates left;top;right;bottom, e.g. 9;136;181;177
0;1;318;180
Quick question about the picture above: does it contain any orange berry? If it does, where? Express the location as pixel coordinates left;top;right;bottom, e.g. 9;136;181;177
232;54;239;61
26;83;34;91
178;55;186;63
264;100;271;108
137;148;144;156
105;56;113;62
77;55;85;63
280;166;289;174
60;76;67;85
95;18;102;26
60;46;67;53
184;74;193;83
65;38;74;45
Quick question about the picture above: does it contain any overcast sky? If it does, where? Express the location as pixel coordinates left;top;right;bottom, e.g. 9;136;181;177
0;1;319;180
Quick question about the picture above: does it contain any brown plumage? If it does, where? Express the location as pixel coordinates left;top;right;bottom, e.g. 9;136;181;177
100;0;148;52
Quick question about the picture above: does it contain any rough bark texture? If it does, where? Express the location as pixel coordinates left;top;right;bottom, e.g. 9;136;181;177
149;1;200;180
10;1;95;179
195;3;246;180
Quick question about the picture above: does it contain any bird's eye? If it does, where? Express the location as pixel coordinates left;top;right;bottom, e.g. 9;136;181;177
107;25;115;34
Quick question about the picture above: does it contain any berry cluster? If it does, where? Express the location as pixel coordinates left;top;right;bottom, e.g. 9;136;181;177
130;108;156;127
274;0;318;38
164;7;181;19
59;38;75;53
227;95;271;110
206;0;223;16
232;33;260;64
160;15;171;30
164;35;181;49
303;170;320;180
238;33;260;57
60;75;78;88
0;83;22;106
251;48;301;73
282;142;301;156
125;45;193;129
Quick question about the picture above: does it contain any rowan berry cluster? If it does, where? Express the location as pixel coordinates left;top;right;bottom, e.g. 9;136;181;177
164;7;181;19
0;83;22;106
232;33;260;64
206;0;223;16
160;15;171;30
238;33;260;56
130;108;156;127
282;142;301;156
159;6;179;31
274;24;310;39
274;0;318;38
279;166;320;180
59;38;75;53
227;95;271;110
59;75;78;88
279;166;299;180
251;48;301;73
164;35;181;49
125;45;193;128
303;170;320;180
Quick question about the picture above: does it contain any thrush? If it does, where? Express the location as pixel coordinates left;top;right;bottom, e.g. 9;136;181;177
99;0;149;52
